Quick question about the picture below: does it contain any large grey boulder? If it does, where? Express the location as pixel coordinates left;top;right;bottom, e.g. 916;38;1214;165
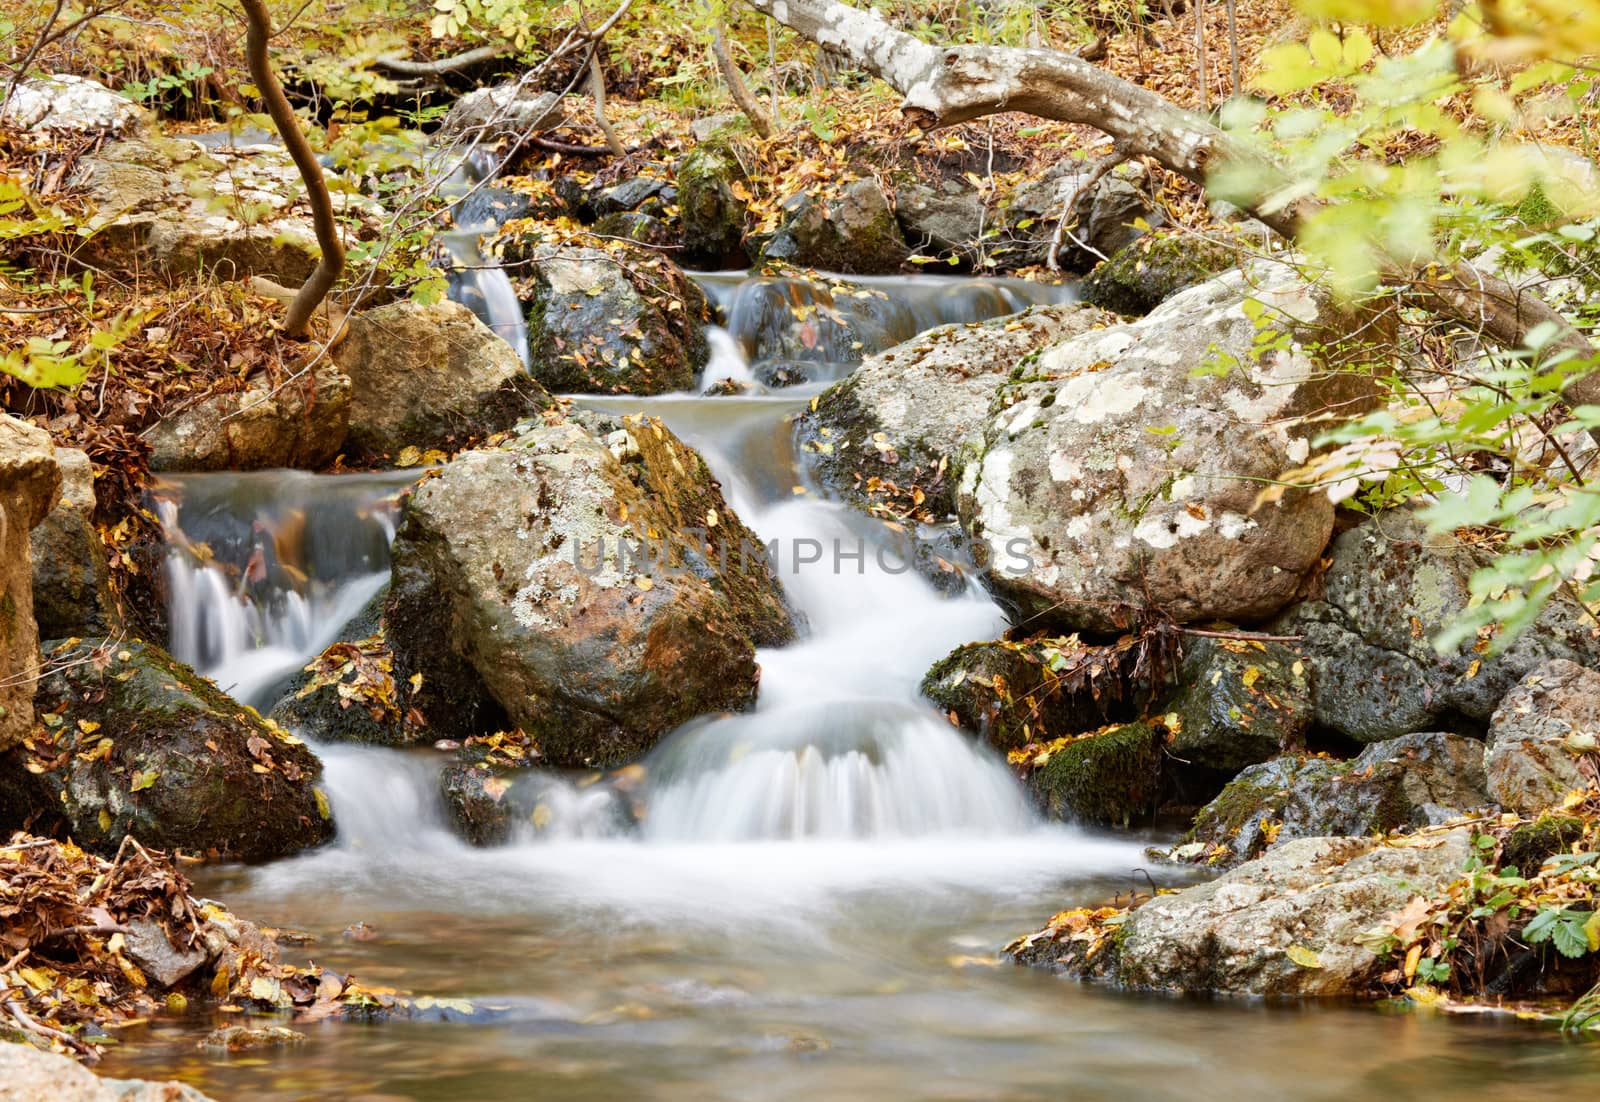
1486;660;1600;814
30;448;121;638
1014;829;1473;996
1177;731;1491;868
960;262;1379;632
1003;159;1160;271
801;302;1110;518
1276;512;1600;742
0;416;61;752
517;243;710;394
333;298;551;460
144;362;351;471
0;1042;215;1102
897;179;986;262
1;74;146;136
437;84;562;143
387;413;796;766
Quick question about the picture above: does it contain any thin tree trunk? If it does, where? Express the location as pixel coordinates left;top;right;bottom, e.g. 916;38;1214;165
711;23;774;137
1193;0;1207;113
742;0;1600;411
587;52;626;156
1226;0;1240;98
241;0;344;340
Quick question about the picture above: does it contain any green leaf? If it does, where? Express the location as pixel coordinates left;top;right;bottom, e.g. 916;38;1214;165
130;769;159;792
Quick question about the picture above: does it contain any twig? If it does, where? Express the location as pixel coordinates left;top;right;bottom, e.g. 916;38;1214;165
586;51;626;156
1046;140;1131;272
371;43;513;78
711;23;775;138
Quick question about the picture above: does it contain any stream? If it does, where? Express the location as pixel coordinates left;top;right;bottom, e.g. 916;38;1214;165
100;272;1600;1100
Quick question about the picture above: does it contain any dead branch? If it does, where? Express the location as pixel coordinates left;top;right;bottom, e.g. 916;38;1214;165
711;23;775;138
586;52;626;156
371;43;512;78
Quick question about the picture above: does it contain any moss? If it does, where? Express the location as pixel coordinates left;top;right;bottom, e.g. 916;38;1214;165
1502;815;1587;874
1082;232;1241;317
1027;721;1165;827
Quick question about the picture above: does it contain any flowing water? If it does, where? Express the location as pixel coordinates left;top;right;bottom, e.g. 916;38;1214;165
102;276;1598;1100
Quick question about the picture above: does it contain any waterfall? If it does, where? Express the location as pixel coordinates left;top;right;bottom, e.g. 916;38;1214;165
438;145;532;367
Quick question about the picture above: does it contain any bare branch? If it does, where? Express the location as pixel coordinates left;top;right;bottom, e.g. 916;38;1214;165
372;43;512;78
711;23;774;138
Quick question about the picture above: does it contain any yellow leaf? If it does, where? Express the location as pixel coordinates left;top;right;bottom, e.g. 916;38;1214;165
1403;942;1423;980
130;769;158;792
706;509;719;528
482;777;511;803
314;787;332;820
395;445;422;468
530;804;552;829
1585;912;1600;954
97;809;112;833
635;576;654;591
409;672;424;693
1285;944;1322;969
1465;659;1481;680
77;719;101;734
1241;667;1262;690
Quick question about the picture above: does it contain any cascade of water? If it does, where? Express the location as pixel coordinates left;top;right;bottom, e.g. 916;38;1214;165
438;145;532;366
154;470;415;709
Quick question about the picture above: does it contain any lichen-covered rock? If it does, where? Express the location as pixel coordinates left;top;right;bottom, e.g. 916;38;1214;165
1276;513;1600;742
1;74;146;136
333;299;551;460
677;142;749;266
1003;159;1160;271
1485;660;1600;815
800;303;1109;518
144;363;351;472
1081;231;1244;316
0;1041;216;1102
74;132;378;284
1024;721;1166;826
0;639;334;862
960;261;1382;632
1;415;61;753
1017;829;1473;996
387;414;795;766
1176;732;1490;867
31;448;121;638
518;243;709;394
1166;637;1311;772
760;179;910;274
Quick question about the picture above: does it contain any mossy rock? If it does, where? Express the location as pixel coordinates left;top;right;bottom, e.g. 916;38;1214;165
759;179;909;275
592;211;679;251
1166;637;1311;772
438;736;633;846
676;141;749;267
1176;731;1491;868
0;639;334;862
1081;232;1242;316
1501;815;1587;874
267;591;418;746
1025;721;1166;827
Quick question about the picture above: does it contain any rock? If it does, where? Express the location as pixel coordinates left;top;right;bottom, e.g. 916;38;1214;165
1;416;61;753
0;1042;216;1102
519;244;710;394
1004;159;1161;271
1485;659;1600;814
437;85;562;143
123;918;209;988
267;592;415;746
144;363;351;472
387;414;796;765
592;176;673;218
1501;814;1587;872
1166;637;1311;772
0;639;334;862
592;210;678;250
1021;829;1473;995
920;636;1152;752
74;132;377;285
1025;721;1166;826
1276;512;1600;741
676;142;750;266
759;179;910;274
1;74;145;136
800;303;1110;518
690;112;743;142
439;739;631;846
960;261;1381;632
30;448;121;638
1081;231;1244;316
897;179;986;262
333;299;550;460
1179;732;1491;867
201;1025;305;1051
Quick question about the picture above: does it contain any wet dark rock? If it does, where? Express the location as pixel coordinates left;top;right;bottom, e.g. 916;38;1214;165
759;179;910;275
1081;231;1244;316
592;175;673;217
1025;721;1166;827
0;639;334;862
799;303;1108;520
1016;830;1474;996
592;210;678;250
1274;512;1600;742
30;447;121;639
1501;814;1587;872
519;243;709;394
1167;637;1311;772
961;261;1384;633
333;298;551;460
267;591;417;746
1485;659;1600;815
387;415;795;765
439;739;630;846
676;141;749;266
1175;732;1491;868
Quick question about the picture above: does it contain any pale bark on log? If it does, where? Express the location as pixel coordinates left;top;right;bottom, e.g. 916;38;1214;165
743;0;1600;409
